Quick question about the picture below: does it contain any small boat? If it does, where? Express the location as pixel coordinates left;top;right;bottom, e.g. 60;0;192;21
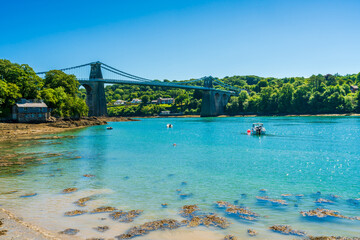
167;124;173;128
107;127;113;130
251;123;266;135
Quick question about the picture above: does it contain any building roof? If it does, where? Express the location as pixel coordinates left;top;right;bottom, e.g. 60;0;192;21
158;97;174;100
16;102;48;108
350;85;358;89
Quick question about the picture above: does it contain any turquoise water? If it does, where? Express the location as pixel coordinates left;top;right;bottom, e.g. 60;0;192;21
1;117;360;239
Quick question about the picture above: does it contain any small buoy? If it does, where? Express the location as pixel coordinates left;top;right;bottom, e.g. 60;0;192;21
247;129;251;134
173;143;176;147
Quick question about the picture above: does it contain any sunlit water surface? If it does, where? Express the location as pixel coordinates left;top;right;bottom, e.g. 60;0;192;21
1;117;360;239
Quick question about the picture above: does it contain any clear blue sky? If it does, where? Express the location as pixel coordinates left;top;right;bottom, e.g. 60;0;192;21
1;0;360;80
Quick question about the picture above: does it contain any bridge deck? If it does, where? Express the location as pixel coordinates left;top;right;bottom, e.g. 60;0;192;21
78;78;236;95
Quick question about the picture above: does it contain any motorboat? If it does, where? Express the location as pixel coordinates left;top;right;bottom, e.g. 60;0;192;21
167;124;173;128
251;123;266;135
107;127;113;130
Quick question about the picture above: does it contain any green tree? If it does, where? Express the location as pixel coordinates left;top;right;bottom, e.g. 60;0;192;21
141;95;150;104
44;70;78;96
0;59;43;99
278;83;294;113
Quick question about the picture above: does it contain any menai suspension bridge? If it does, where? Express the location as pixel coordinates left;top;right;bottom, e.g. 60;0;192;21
36;61;244;117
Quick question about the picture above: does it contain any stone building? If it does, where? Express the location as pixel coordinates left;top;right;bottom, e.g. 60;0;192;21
12;99;50;122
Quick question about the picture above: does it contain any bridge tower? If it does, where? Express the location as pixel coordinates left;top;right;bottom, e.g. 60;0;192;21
200;77;231;117
82;62;107;116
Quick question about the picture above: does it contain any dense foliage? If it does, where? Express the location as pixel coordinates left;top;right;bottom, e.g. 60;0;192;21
104;73;360;116
0;59;88;118
224;74;360;115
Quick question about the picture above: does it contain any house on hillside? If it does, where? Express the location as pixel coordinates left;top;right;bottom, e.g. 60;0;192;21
157;97;174;104
350;85;358;93
150;100;158;104
12;99;50;122
114;100;126;106
131;99;142;104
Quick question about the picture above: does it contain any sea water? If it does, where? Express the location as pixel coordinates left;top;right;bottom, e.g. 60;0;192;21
1;117;360;239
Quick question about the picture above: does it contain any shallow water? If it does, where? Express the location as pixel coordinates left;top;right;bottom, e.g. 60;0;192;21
1;116;360;239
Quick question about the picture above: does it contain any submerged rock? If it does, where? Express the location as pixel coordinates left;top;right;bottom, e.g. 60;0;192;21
59;228;79;235
64;210;87;216
110;210;143;222
62;188;78;193
256;196;288;206
20;193;37;198
315;198;334;204
269;225;306;236
179;193;193;199
83;174;95;177
0;230;8;236
91;207;117;214
347;198;360;205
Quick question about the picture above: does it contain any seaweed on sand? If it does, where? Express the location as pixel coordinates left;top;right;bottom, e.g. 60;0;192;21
307;237;360;240
62;188;78;193
300;208;360;220
64;210;87;216
90;207;117;213
59;228;79;235
115;219;181;239
224;235;239;240
93;226;109;232
248;229;258;236
179;205;199;217
215;201;260;221
180;204;230;229
109;210;143;222
269;225;306;236
74;196;93;207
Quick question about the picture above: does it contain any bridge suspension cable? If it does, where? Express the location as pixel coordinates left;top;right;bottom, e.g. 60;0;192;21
213;79;242;92
36;62;93;75
100;62;153;82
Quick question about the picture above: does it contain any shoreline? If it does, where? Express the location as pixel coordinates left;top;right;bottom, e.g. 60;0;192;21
0;207;77;240
132;113;360;118
0;117;137;143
